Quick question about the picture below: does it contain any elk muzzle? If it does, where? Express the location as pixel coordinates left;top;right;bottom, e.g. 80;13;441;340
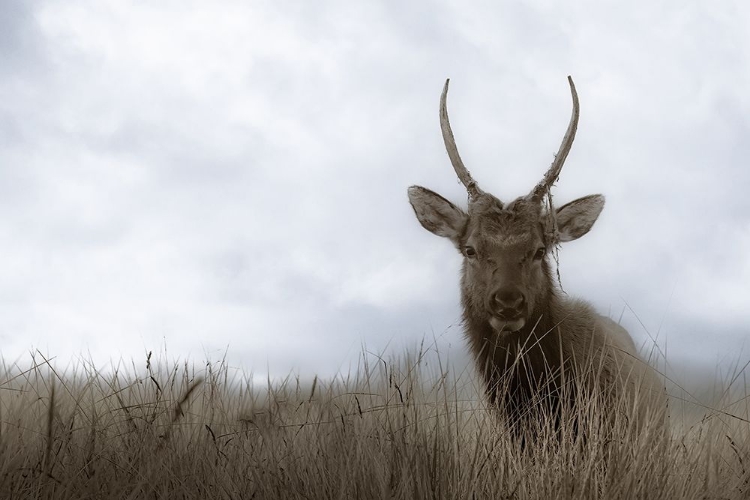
488;285;528;332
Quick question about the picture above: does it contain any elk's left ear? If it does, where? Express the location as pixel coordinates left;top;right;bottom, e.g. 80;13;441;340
555;194;605;242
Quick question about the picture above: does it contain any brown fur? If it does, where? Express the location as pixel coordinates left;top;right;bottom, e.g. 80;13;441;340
407;78;666;433
410;189;666;432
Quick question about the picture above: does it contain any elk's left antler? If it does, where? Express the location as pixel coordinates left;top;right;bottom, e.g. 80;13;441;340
529;76;580;201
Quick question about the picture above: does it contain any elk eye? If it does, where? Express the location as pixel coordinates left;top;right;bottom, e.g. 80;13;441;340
533;247;546;260
464;246;477;258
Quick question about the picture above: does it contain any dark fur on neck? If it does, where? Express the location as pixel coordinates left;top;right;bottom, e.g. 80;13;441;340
461;262;574;426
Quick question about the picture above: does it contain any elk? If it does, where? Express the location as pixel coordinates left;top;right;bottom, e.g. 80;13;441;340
408;77;666;434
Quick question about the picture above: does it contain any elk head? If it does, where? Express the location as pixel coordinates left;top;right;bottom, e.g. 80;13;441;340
408;77;605;336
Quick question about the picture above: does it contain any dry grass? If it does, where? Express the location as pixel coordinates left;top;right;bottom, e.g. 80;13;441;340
1;346;749;499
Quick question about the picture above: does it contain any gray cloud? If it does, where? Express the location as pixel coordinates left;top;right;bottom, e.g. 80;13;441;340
0;1;748;381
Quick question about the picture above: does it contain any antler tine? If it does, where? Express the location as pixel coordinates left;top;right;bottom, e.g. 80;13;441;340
530;76;580;201
440;79;483;199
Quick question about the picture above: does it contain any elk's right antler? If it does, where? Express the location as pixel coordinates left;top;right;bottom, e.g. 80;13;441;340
440;79;483;200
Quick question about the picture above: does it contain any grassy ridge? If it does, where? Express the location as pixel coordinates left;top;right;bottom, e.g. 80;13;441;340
0;348;748;499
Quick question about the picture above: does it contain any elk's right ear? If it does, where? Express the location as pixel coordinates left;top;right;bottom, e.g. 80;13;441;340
408;186;468;246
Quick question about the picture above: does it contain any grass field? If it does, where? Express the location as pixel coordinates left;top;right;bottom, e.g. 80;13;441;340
1;345;749;499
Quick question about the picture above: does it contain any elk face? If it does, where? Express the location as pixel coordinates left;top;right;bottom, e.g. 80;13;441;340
408;77;605;335
409;187;604;334
461;195;550;334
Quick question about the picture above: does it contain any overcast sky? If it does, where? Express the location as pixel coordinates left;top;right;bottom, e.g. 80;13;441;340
1;1;748;381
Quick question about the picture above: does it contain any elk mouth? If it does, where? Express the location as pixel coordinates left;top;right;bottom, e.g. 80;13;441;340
489;316;527;334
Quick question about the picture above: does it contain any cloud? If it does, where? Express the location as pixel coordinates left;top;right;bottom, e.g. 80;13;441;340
0;1;748;380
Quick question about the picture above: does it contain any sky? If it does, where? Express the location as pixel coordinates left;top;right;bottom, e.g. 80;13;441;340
1;0;748;382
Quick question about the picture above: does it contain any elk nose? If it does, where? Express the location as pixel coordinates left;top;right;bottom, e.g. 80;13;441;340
491;287;525;314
